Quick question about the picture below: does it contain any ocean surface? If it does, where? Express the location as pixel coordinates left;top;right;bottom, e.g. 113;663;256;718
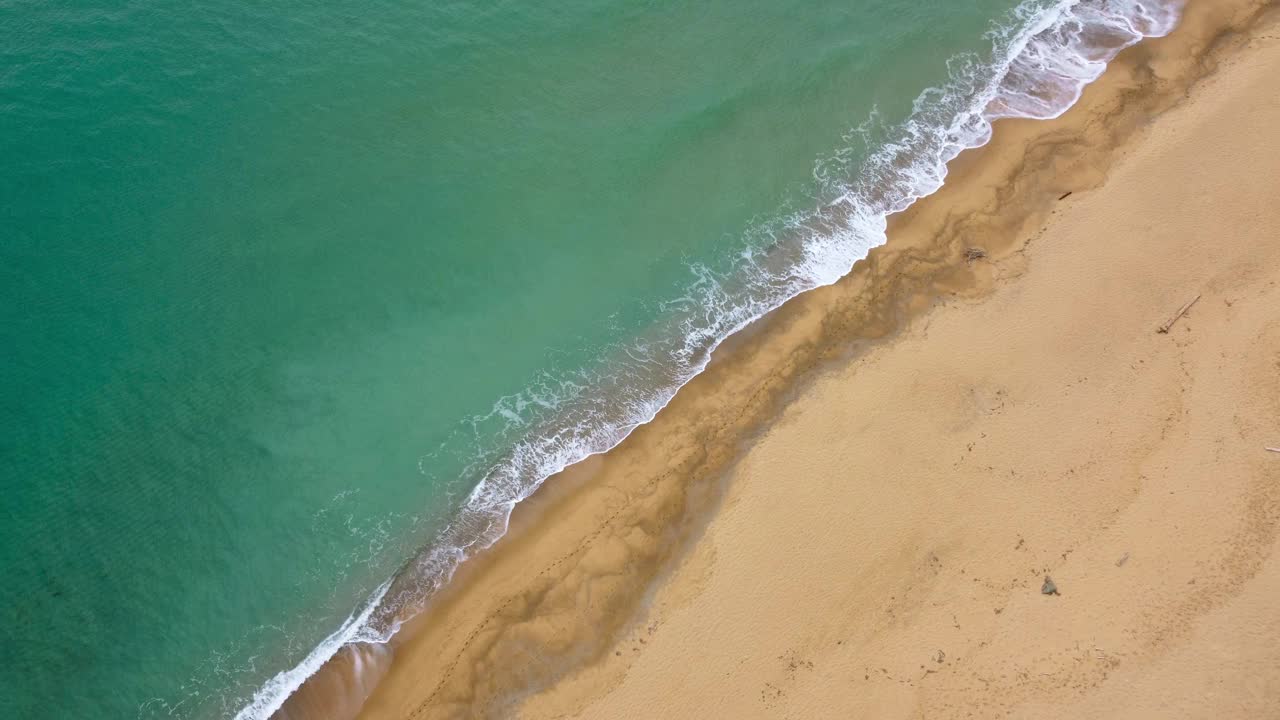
1;1;1181;717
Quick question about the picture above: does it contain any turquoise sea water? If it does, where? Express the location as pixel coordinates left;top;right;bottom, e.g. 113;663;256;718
1;1;1180;717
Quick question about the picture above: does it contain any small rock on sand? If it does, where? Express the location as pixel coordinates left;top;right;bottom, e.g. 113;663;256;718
1041;576;1059;596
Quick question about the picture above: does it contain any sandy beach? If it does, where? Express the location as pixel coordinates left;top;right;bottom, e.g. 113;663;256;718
307;2;1280;718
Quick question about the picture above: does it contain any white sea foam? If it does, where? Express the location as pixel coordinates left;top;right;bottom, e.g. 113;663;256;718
229;579;393;720
230;1;1183;717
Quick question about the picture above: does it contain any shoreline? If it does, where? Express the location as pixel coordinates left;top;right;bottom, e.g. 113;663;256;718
524;5;1280;716
252;2;1172;713
278;1;1278;717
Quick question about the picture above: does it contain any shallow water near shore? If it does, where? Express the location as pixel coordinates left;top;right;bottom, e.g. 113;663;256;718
0;1;1182;717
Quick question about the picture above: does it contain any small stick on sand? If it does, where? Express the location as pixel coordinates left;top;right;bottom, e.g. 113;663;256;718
1157;294;1201;334
1058;191;1073;200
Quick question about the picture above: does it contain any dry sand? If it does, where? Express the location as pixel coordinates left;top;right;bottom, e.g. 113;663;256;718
325;2;1280;718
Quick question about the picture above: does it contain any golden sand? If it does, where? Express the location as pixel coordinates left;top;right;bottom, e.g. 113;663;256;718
283;2;1280;717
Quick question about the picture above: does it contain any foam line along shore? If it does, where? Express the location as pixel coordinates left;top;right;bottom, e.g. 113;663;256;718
246;1;1193;717
254;1;1280;717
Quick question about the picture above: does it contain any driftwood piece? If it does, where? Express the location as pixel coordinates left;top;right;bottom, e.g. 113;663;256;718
1058;191;1073;200
1157;294;1201;334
